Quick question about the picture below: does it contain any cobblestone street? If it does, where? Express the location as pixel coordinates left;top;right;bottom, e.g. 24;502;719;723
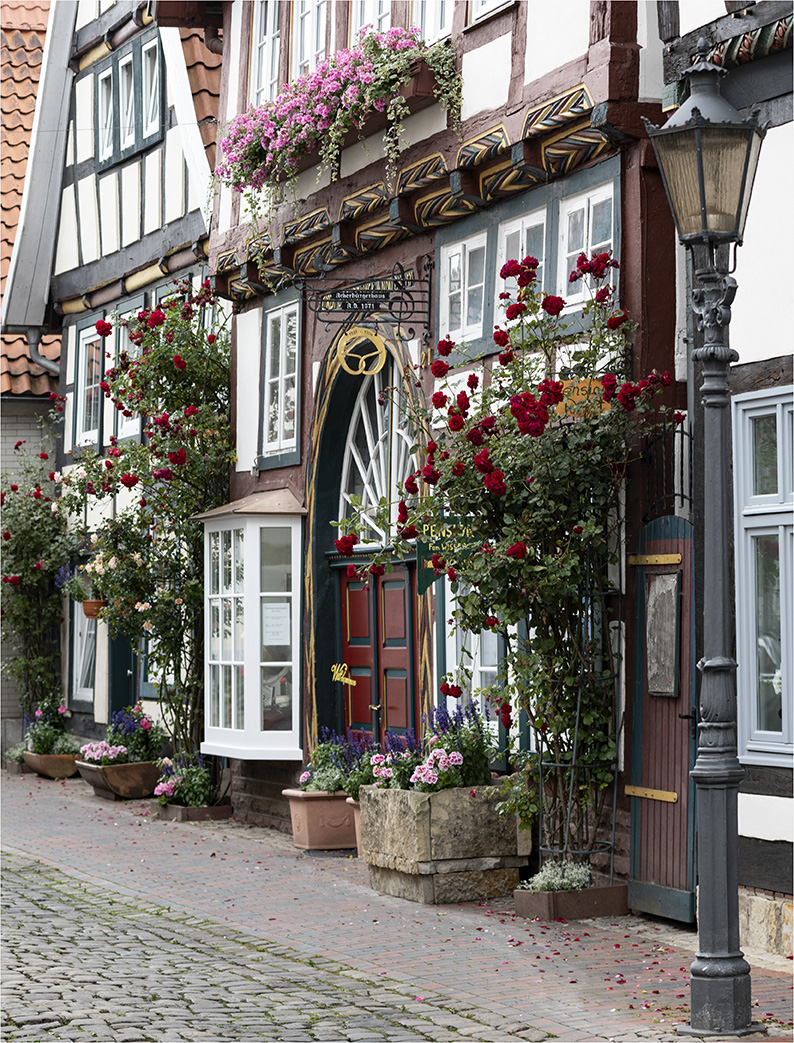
2;774;791;1043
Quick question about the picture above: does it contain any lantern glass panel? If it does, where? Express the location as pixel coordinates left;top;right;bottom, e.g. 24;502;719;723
699;126;756;236
655;128;703;238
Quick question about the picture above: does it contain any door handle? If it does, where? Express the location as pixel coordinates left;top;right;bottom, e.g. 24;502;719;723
369;704;381;711
678;712;696;740
126;669;134;677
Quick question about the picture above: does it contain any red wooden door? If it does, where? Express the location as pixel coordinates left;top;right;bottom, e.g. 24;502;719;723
628;516;697;921
339;565;417;743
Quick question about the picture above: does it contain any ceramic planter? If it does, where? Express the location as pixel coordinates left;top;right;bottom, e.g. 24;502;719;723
21;752;79;779
82;599;107;618
281;788;356;850
158;804;233;822
75;759;159;800
359;784;530;904
513;883;629;921
346;797;362;857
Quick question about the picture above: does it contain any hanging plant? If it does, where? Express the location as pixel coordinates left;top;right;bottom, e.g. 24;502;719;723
215;26;462;209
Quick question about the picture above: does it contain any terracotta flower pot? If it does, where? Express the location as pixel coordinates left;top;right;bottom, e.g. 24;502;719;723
75;759;159;800
513;883;628;920
82;599;107;618
346;797;362;857
158;804;233;822
281;788;356;850
21;751;79;779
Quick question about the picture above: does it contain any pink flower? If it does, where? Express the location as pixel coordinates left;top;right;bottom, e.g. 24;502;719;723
140;719;151;730
35;709;42;718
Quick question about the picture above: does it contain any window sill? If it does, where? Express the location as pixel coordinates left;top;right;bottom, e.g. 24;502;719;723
462;0;519;35
201;740;303;761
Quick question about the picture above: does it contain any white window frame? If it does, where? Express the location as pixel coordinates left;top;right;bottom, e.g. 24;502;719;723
72;611;97;704
115;308;142;441
118;54;135;150
251;0;282;105
262;302;299;455
557;181;614;304
733;386;793;766
293;0;327;78
497;206;547;312
98;68;114;162
439;231;488;343
202;515;303;759
75;326;104;446
412;0;451;42
469;0;511;22
142;40;160;138
351;0;391;41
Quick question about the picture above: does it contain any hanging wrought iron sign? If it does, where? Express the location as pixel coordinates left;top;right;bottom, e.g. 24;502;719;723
303;260;433;342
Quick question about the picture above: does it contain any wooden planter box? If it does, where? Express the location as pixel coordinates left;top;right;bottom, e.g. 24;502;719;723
514;883;629;921
158;804;233;822
281;788;356;850
75;759;159;800
21;752;79;779
360;785;530;904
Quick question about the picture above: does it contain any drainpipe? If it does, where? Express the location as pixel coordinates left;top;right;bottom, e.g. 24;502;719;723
26;327;59;376
204;26;223;54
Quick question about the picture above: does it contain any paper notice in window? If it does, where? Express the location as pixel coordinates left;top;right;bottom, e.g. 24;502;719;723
261;603;291;646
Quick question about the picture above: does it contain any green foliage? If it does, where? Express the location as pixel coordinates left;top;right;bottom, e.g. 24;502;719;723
25;697;79;755
5;742;26;764
300;731;347;792
106;704;166;763
57;281;233;755
1;437;81;709
155;756;213;807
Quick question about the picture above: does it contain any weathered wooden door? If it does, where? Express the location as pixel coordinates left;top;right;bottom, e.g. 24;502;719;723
339;564;417;743
628;515;697;921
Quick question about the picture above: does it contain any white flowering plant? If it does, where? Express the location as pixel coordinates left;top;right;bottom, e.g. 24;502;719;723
517;859;592;893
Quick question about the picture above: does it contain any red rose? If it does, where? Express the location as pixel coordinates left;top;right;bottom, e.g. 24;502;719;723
467;373;479;390
493;328;509;347
484;470;506;496
538;379;564;407
430;359;449;379
541;295;565;316
616;383;636;411
168;449;187;466
334;533;358;556
431;392;447;409
148;309;166;328
446;567;457;582
369;563;385;577
500;259;520;280
480;415;496;432
13;441;24;450
466;427;484;446
346;564;357;578
139;498;147;507
2;532;9;541
572;525;583;534
207;334;216;345
436;337;455;357
39;452;49;460
397;500;409;524
505;302;526;322
661;371;672;386
404;475;418;495
10;484;18;492
173;355;187;370
506;542;527;559
95;319;113;338
152;467;173;481
451;461;465;476
456;391;470;413
448;414;465;432
674;411;686;425
474;449;494;475
595;286;612;304
120;473;139;488
398;525;418;540
184;405;199;416
485;616;499;629
606;311;628;330
498;350;514;366
421;464;440;485
426;441;438;454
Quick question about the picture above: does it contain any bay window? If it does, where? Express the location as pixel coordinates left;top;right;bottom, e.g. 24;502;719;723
202;510;303;759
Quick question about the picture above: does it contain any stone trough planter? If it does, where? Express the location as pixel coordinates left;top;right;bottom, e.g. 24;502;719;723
158;804;233;822
21;752;79;779
513;883;628;921
75;760;159;800
360;784;530;904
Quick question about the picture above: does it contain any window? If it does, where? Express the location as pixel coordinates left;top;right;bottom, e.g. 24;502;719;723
261;302;298;456
498;207;547;306
116;298;145;441
75;324;103;447
733;388;793;765
119;56;135;150
412;0;451;41
439;232;487;343
351;0;390;41
469;0;510;22
72;610;97;705
98;68;114;162
557;183;614;303
94;29;163;170
202;515;303;759
293;0;327;78
251;0;282;105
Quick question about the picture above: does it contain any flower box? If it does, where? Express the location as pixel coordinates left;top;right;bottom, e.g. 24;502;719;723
158;803;233;822
75;759;160;800
359;784;530;904
281;788;356;850
21;752;79;779
513;883;628;921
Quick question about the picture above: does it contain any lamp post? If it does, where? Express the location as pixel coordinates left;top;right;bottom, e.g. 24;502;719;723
643;40;765;1038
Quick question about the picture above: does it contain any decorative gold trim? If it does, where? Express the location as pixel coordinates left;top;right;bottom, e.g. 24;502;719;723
625;785;678;804
335;327;388;376
628;554;682;566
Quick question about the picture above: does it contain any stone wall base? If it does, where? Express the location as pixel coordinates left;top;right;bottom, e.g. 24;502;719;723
739;887;793;957
230;759;301;832
369;864;520;904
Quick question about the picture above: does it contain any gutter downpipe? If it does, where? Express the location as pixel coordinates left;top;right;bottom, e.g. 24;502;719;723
26;327;59;376
204;26;223;54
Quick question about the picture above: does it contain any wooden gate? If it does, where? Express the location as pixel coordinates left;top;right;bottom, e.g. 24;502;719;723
338;563;418;743
628;515;697;921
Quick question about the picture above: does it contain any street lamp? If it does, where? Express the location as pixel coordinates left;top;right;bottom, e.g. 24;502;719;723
643;40;765;1038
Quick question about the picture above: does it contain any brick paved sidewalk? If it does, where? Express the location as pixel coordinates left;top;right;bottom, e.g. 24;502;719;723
2;773;791;1043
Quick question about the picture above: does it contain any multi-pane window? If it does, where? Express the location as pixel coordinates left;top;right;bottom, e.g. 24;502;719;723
412;0;451;41
262;303;298;454
293;0;327;77
251;0;282;105
558;183;614;302
470;0;508;21
498;208;546;307
116;306;142;441
98;69;114;162
207;528;245;730
75;326;103;446
733;388;793;765
142;40;160;138
351;0;390;41
203;517;303;759
72;611;97;704
439;232;487;342
119;56;135;150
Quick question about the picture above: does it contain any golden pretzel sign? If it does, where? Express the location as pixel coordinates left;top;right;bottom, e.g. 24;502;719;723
331;662;357;687
335;327;387;376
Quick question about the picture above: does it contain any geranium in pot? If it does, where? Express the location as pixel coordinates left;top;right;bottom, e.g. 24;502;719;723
22;700;81;779
514;859;628;921
154;754;231;822
282;730;356;850
76;704;165;799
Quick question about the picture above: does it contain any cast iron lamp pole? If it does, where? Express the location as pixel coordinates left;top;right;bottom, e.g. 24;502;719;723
643;41;766;1037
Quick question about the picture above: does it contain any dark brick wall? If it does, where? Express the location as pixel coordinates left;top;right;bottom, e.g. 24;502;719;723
230;759;302;832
